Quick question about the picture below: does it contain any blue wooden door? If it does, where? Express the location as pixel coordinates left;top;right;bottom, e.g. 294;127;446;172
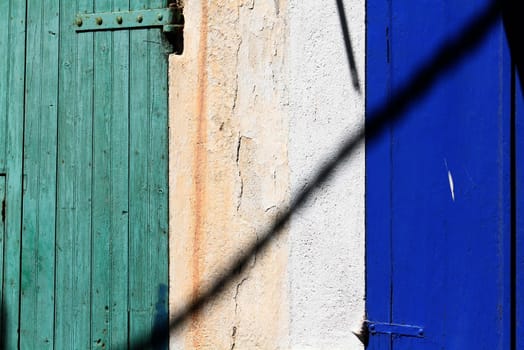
366;1;520;349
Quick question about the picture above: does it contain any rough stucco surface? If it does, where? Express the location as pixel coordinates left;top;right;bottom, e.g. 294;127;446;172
169;0;290;349
287;0;365;348
168;0;364;348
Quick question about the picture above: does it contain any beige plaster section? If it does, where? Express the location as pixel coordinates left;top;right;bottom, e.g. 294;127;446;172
169;1;290;348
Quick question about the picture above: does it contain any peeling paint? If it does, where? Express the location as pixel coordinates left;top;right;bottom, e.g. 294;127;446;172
170;1;290;348
445;159;455;201
169;0;364;348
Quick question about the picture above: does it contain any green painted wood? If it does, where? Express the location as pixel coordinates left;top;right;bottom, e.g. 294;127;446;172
129;5;153;343
129;1;170;347
1;0;170;347
91;0;115;347
20;1;60;348
0;174;5;341
147;0;170;342
2;1;26;348
103;0;132;346
0;4;9;336
0;1;8;172
54;0;94;347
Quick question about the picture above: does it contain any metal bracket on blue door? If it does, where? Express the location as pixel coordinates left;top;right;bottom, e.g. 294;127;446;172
74;7;183;32
367;321;425;338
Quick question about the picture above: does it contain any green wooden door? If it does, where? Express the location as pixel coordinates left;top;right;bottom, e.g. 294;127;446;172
1;1;172;348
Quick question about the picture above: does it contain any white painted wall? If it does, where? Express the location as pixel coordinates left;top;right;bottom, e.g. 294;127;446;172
287;0;365;348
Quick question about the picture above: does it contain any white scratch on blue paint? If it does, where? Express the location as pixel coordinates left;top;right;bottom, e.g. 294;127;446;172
444;159;455;202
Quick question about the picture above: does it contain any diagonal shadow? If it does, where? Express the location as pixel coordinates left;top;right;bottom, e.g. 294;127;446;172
335;0;361;93
125;1;516;348
502;0;524;88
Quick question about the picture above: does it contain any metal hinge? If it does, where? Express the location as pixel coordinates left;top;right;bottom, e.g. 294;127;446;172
367;321;425;338
74;6;183;33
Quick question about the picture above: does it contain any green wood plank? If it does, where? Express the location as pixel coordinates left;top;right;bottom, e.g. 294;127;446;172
3;1;26;347
0;1;10;340
55;2;79;346
147;0;170;341
72;0;96;347
0;175;5;342
129;0;169;346
20;1;60;347
0;0;9;172
20;1;60;348
55;0;94;347
129;0;153;343
91;0;114;344
109;0;131;346
128;38;151;347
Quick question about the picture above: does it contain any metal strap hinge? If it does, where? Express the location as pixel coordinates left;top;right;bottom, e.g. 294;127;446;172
74;7;183;33
367;321;425;338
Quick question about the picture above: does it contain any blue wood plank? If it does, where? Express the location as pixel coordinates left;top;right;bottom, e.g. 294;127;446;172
516;63;524;350
366;0;393;348
367;1;512;349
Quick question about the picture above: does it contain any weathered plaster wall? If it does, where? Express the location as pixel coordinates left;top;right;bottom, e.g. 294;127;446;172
168;0;364;348
169;0;290;348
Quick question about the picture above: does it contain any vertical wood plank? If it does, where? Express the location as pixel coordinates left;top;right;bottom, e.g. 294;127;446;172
91;0;114;348
3;1;26;347
366;2;393;347
0;175;5;339
55;1;79;347
0;0;9;172
516;64;524;350
109;0;131;345
129;1;169;347
20;0;60;348
0;0;10;340
73;0;96;344
128;2;152;339
55;0;94;347
147;0;170;343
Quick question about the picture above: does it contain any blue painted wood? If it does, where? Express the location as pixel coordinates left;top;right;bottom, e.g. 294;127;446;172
366;1;512;349
516;66;524;350
368;322;424;338
366;0;393;348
